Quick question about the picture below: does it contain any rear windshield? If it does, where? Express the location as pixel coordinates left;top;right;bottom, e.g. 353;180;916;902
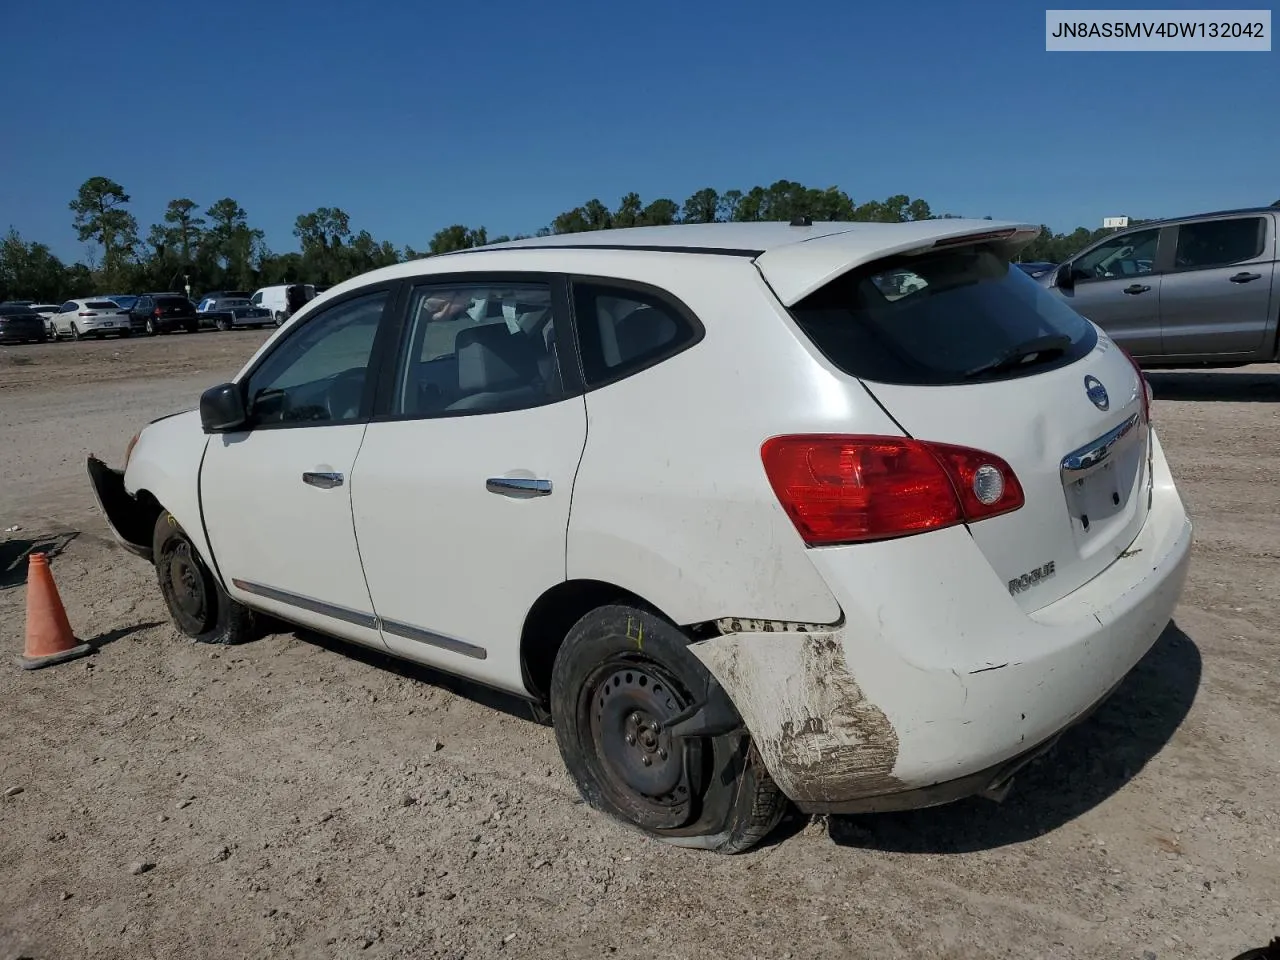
86;301;120;310
156;297;192;309
789;245;1098;386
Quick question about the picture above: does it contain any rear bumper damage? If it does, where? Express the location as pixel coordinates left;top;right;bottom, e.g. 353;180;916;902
688;429;1193;813
86;456;154;561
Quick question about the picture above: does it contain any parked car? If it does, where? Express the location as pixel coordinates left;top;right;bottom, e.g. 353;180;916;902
88;219;1192;854
49;299;135;340
1039;205;1278;367
197;295;273;331
0;302;49;344
101;294;139;312
129;293;200;335
250;283;316;325
1015;260;1057;279
26;303;61;338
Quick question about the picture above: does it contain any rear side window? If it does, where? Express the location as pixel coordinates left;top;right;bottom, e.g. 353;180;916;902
1174;217;1265;270
571;282;701;387
789;245;1098;386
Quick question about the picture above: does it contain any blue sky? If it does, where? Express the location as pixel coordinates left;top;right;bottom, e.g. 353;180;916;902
1;0;1274;263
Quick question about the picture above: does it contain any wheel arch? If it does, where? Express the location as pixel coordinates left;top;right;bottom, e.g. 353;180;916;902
519;578;678;704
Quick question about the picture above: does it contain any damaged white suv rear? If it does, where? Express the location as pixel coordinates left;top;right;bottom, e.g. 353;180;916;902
88;219;1192;853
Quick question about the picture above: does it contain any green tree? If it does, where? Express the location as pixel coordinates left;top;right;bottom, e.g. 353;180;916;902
162;198;204;263
613;192;644;228
428;224;488;255
640;198;679;226
68;176;138;288
204;198;264;289
0;229;69;301
681;188;720;223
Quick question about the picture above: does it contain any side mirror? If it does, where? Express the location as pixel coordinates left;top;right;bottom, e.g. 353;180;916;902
1056;264;1077;291
200;382;248;434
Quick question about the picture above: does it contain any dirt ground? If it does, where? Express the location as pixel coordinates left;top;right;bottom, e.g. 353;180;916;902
1;331;1278;960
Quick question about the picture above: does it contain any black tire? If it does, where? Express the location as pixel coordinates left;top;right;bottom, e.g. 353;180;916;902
550;604;786;854
70;323;81;341
186;322;198;334
145;318;156;336
217;319;231;332
273;311;285;327
119;329;131;339
152;512;257;645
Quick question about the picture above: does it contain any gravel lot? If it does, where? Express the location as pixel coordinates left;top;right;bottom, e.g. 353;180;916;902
2;332;1278;960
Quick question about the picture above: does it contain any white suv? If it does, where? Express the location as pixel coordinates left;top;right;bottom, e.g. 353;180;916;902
88;219;1192;853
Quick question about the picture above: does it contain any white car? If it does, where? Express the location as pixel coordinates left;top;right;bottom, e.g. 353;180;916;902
88;219;1192;853
250;283;316;324
49;298;132;340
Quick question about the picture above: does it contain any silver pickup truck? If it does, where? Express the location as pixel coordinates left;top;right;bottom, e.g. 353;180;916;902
1040;205;1279;368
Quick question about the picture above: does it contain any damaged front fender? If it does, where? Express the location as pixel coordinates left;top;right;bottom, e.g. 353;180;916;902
86;456;158;561
688;629;903;808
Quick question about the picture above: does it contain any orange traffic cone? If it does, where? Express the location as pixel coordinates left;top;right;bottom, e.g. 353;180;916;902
18;553;92;670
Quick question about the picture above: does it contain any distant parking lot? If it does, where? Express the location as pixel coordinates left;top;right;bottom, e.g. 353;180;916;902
1;333;1279;959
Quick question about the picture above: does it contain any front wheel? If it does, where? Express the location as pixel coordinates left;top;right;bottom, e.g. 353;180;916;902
273;311;285;327
153;512;258;645
550;604;786;854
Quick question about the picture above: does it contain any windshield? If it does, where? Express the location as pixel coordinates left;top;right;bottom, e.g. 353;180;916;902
789;244;1098;386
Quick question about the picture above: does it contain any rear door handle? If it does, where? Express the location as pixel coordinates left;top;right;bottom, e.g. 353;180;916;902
486;477;552;497
302;471;344;489
1123;284;1151;295
1229;271;1262;283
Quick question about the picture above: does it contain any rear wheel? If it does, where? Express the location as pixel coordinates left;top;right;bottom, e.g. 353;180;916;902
70;323;81;341
145;318;156;336
550;604;785;854
153;512;257;645
273;311;285;326
186;321;198;334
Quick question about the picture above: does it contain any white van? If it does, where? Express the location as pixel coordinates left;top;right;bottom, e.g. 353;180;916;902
250;284;316;324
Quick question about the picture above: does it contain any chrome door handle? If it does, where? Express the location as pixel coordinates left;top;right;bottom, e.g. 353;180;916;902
302;471;344;489
486;477;552;497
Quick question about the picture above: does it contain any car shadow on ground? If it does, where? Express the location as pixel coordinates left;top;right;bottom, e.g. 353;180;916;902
827;621;1200;854
287;626;550;724
0;531;80;590
1147;369;1280;403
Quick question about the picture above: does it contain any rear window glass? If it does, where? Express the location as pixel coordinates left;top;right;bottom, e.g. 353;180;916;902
156;297;191;308
789;245;1098;386
86;301;120;309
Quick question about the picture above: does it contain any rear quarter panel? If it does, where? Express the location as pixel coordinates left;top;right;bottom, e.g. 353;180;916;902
566;255;904;626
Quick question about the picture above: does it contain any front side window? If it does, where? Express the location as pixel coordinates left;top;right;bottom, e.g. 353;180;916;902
244;289;388;426
1173;217;1265;270
571;283;700;387
392;283;562;416
1073;228;1160;281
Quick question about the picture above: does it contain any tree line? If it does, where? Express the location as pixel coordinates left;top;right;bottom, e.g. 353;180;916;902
2;175;1205;303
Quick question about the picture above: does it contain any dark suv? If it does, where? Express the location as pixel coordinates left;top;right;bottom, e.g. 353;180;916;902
130;293;200;335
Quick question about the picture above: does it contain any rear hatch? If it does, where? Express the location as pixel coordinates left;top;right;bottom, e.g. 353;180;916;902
773;230;1152;613
156;296;194;317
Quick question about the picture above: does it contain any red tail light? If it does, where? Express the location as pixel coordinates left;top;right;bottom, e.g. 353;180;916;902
1119;346;1152;423
760;434;1024;546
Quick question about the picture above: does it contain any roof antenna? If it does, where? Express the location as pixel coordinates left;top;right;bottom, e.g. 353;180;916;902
790;215;813;227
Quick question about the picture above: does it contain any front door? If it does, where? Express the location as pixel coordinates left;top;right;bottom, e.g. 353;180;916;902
351;276;587;694
1158;214;1277;358
1055;225;1164;358
199;286;396;650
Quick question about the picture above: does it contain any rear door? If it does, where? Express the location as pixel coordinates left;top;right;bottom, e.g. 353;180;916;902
777;237;1151;613
349;274;587;694
1158;213;1277;358
1052;225;1165;358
